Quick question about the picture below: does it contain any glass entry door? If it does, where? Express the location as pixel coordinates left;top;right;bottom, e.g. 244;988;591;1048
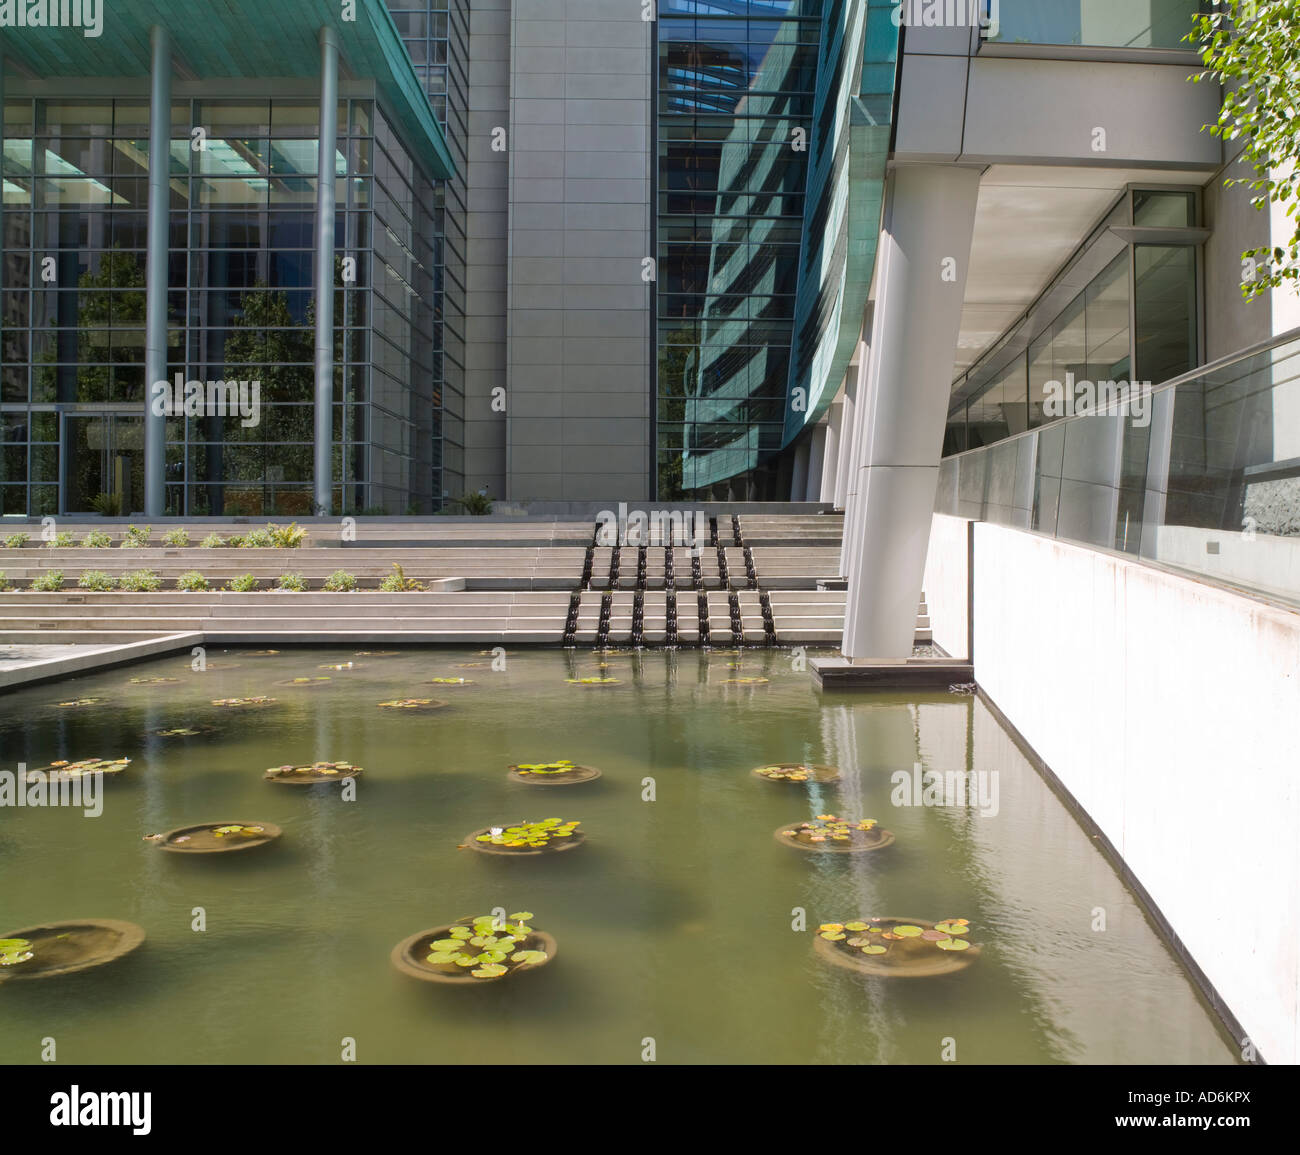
63;414;145;514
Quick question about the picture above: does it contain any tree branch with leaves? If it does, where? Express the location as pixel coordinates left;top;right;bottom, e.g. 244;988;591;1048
1189;0;1300;300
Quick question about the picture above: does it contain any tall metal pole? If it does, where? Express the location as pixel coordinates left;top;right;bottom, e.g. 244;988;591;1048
143;25;172;517
314;26;340;515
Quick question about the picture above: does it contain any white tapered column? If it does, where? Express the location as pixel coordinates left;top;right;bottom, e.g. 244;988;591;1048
842;166;981;660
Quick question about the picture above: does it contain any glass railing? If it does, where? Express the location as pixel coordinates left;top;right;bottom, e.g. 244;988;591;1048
985;0;1206;51
936;329;1300;608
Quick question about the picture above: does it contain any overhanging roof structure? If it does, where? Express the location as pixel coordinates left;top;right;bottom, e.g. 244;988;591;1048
0;0;455;180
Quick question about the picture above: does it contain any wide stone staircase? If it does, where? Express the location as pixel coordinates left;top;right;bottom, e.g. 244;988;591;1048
0;514;928;647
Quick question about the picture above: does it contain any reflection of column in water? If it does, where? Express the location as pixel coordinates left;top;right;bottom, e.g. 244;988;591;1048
816;700;903;1061
563;648;579;681
136;696;169;909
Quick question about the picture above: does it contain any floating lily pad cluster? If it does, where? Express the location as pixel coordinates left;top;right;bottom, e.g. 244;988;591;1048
721;676;769;686
475;818;580;850
786;815;878;845
0;939;34;967
756;765;814;782
428;677;473;686
514;759;577;776
129;677;178;685
212;825;266;840
424;913;549;979
279;676;331;686
319;663;357;671
264;761;359;781
819;918;973;957
212;697;276;708
53;698;107;709
566;677;620;686
155;727;212;738
30;758;130;780
377;698;441;709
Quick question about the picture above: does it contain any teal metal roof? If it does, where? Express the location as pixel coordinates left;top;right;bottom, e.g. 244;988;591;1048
0;0;454;179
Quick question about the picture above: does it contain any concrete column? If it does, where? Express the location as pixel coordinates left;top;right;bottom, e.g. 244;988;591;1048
842;166;981;660
1139;387;1176;561
805;423;827;503
789;440;811;503
833;371;856;510
840;333;873;580
143;26;172;518
820;400;842;502
314;26;340;515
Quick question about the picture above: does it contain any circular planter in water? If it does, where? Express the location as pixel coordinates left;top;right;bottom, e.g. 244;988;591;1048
566;677;622;688
720;676;770;686
51;697;109;710
391;913;556;985
508;761;602;786
152;822;282;854
752;763;840;785
276;676;332;688
245;650;281;657
814;917;979;978
212;696;277;709
426;676;475;687
128;676;179;686
377;697;447;711
0;920;145;981
464;819;584;856
24;757;131;784
265;761;362;786
319;662;362;671
355;650;399;657
776;816;894;854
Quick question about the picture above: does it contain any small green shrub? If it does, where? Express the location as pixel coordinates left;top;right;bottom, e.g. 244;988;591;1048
77;570;118;592
379;563;424;592
50;532;74;548
161;528;190;547
276;572;308;592
120;525;152;548
225;534;247;548
119;569;162;592
0;571;12;591
177;571;210;592
226;573;259;592
448;492;494;516
323;570;358;592
358;505;389;517
31;570;64;592
81;530;112;548
239;528;274;549
3;533;30;548
268;522;307;549
88;492;122;516
200;533;226;548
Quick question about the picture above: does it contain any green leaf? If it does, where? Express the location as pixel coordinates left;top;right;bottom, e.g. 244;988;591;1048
426;952;462;965
510;950;549;966
430;939;464;952
508;911;534;921
471;963;508;978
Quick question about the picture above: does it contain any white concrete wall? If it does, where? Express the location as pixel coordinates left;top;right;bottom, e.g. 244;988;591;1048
924;518;1300;1063
922;513;971;660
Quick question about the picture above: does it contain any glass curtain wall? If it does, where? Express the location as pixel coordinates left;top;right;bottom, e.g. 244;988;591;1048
656;0;821;501
0;94;441;517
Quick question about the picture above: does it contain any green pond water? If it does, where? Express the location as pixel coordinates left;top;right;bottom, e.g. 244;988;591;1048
0;646;1236;1065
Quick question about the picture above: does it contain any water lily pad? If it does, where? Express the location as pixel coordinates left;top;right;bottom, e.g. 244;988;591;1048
471;963;508;978
426;952;462;965
509;912;534;922
511;949;549;965
935;938;971;951
893;925;924;938
934;921;969;936
430;939;463;951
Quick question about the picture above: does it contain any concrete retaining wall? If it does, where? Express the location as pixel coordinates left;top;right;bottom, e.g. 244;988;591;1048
925;513;1300;1064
